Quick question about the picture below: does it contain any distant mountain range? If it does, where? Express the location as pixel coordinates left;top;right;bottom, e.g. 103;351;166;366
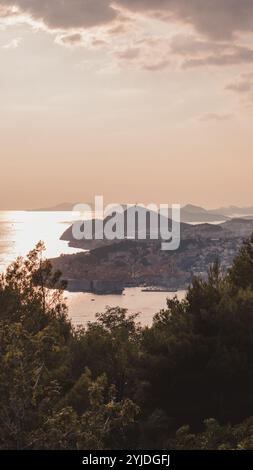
209;206;253;218
179;204;227;222
60;205;253;252
29;202;253;222
29;202;93;212
180;204;253;222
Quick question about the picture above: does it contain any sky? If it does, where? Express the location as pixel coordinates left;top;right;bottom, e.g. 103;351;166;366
0;0;253;210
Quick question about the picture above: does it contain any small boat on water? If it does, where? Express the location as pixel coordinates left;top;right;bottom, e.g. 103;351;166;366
141;287;178;293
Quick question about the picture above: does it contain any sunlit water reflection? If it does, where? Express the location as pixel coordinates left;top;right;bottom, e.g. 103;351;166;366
0;211;82;270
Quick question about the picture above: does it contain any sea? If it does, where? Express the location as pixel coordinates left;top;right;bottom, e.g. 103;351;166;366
0;211;186;327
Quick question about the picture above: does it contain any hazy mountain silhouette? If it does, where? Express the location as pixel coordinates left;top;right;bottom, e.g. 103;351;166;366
29;202;93;212
210;206;253;218
27;202;253;222
180;204;227;222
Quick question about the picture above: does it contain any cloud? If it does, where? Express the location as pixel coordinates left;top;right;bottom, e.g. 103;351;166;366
183;46;253;68
117;47;141;60
198;112;233;122
0;4;17;17
169;34;253;69
1;0;253;74
108;23;131;35
91;38;108;47
113;33;253;71
0;0;118;30
56;33;85;47
114;38;171;71
226;73;253;94
1;0;253;40
170;34;222;56
56;31;111;49
225;73;253;105
118;0;253;40
143;58;170;71
2;37;21;48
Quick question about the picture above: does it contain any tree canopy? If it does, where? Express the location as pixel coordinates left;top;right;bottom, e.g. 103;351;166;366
1;238;253;449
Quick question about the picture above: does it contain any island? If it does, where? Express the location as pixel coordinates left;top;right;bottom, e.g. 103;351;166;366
49;207;253;294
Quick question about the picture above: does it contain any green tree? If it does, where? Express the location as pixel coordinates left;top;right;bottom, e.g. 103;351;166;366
229;234;253;289
0;243;139;449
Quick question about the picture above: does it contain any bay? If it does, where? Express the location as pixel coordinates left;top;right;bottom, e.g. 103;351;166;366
0;211;185;326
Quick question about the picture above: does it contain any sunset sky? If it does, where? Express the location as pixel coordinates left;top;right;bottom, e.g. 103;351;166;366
1;0;253;209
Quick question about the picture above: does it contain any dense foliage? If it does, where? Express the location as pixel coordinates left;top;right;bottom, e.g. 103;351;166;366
1;236;253;449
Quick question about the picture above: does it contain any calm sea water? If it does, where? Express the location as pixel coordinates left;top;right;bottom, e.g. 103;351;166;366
0;211;83;269
65;288;186;327
0;211;185;326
